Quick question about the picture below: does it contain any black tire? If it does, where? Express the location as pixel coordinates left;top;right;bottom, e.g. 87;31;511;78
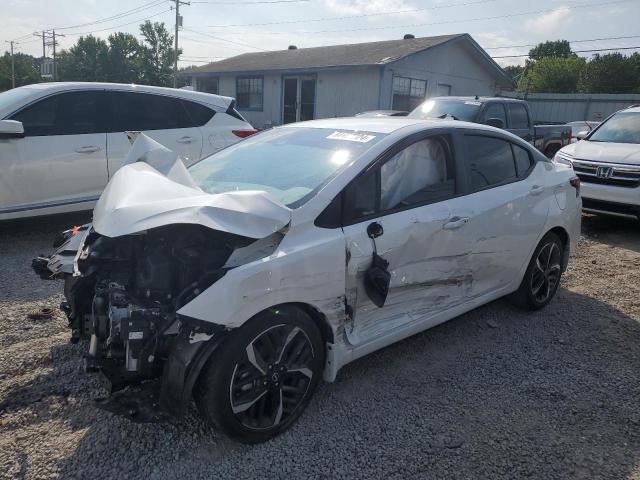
194;305;324;444
510;232;564;310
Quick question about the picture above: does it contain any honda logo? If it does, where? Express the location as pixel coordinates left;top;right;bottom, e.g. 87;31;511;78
596;166;614;179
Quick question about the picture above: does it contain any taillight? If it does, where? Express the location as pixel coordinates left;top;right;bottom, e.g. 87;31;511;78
232;129;258;138
570;176;581;197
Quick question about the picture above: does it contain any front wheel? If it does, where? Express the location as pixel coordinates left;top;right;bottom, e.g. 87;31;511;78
510;232;564;310
195;306;324;443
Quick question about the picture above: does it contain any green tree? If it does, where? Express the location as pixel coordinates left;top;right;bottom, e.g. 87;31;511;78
57;35;109;82
517;56;586;93
106;32;143;83
579;53;640;93
138;21;179;86
529;40;574;60
0;52;40;90
503;65;525;83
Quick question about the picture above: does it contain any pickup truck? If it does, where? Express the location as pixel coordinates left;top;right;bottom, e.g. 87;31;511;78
408;96;571;157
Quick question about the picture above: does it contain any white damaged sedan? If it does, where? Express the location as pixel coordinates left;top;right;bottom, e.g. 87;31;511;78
35;117;581;443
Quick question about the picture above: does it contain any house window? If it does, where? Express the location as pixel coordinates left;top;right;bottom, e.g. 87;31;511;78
236;76;263;111
199;77;219;94
392;76;427;111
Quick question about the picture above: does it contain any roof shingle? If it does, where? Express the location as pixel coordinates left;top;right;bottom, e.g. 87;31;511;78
187;34;464;73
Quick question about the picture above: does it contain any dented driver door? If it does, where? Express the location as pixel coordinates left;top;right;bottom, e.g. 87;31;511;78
342;133;472;347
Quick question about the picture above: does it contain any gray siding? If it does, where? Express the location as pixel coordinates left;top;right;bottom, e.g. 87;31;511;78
315;68;380;118
190;37;508;127
380;39;500;109
500;92;640;123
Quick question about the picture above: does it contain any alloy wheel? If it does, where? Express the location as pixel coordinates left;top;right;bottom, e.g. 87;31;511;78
229;324;315;430
530;242;562;303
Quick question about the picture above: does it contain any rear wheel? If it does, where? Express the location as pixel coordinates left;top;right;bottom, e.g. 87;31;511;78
195;306;324;443
510;232;564;310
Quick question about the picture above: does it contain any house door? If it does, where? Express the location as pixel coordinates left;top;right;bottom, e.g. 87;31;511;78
282;76;316;124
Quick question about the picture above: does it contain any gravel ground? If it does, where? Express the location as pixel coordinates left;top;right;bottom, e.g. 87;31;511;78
1;212;640;479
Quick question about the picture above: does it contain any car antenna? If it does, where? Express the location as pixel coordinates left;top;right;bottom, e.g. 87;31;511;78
475;95;479;100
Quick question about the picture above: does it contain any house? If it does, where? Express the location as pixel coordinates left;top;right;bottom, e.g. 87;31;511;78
181;33;513;128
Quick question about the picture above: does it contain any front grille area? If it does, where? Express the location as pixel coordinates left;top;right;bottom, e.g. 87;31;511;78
573;159;640;188
582;198;640;217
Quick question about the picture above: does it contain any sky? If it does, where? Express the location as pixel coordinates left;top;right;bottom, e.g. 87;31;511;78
3;0;640;68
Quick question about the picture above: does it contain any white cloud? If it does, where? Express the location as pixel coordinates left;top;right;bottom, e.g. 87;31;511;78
524;6;572;34
321;0;415;16
476;32;528;67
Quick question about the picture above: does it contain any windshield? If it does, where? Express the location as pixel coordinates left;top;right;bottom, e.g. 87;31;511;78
0;86;37;110
408;98;481;121
189;127;386;207
588;112;640;144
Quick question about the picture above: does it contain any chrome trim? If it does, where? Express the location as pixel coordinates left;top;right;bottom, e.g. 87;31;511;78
0;194;100;214
575;171;640;182
573;159;640;173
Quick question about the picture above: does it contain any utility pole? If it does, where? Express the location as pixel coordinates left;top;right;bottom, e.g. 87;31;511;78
5;41;15;88
173;0;190;88
52;30;57;81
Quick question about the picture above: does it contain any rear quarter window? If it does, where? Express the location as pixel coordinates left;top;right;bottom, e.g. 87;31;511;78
182;100;216;126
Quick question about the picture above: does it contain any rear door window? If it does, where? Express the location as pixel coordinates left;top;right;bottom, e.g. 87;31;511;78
463;135;518;191
108;91;192;132
481;103;507;126
507;103;529;129
11;91;104;136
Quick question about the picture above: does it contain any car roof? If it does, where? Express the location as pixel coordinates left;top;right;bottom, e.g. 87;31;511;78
6;82;234;111
281;116;504;135
623;105;640;113
427;96;525;103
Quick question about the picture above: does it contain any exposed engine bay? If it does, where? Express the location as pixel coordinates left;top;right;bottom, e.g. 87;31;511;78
33;223;262;397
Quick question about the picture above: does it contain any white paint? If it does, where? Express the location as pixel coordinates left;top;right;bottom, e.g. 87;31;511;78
93;134;291;239
0;82;253;220
63;117;581;382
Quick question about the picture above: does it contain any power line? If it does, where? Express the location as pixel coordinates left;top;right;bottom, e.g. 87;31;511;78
200;0;495;27
485;35;640;50
53;0;166;31
208;0;633;36
182;27;265;51
491;46;640;59
190;0;309;3
63;8;173;37
9;0;166;42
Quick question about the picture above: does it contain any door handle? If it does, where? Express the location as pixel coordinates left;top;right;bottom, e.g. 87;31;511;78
75;146;101;154
443;216;470;230
176;136;193;144
529;185;544;196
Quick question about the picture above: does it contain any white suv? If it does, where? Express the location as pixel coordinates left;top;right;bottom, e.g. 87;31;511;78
555;106;640;219
0;82;256;220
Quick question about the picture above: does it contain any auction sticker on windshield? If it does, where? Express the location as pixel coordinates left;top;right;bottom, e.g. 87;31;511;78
327;131;377;143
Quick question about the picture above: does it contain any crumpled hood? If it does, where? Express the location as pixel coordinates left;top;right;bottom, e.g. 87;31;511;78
93;134;291;239
567;140;640;165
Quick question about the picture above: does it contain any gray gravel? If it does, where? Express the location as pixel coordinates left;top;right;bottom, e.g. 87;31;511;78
1;213;640;479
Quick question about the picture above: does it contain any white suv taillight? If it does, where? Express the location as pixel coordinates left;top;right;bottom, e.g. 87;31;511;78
232;129;258;138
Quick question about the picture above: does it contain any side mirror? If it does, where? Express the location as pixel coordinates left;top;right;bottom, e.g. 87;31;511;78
485;117;505;129
576;130;589;140
0;119;24;138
